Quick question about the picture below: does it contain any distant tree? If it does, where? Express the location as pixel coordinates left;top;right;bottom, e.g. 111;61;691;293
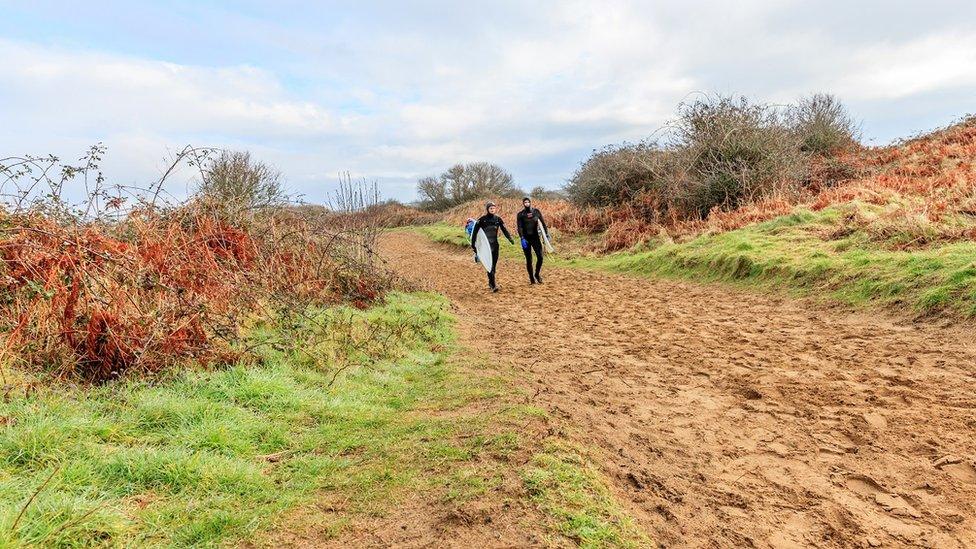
197;151;285;211
417;162;519;211
417;175;451;211
527;185;565;201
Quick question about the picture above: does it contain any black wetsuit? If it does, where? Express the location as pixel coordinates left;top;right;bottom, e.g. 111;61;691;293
470;213;513;289
516;207;548;282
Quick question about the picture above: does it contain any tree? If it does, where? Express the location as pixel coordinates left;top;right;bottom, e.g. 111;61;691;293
197;151;285;211
416;175;450;211
416;162;519;211
528;185;565;201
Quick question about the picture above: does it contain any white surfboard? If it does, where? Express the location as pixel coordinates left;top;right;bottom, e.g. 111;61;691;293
538;220;555;253
474;228;493;272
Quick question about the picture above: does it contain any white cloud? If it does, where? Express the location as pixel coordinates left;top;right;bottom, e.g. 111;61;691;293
2;1;976;202
0;39;356;138
838;33;976;100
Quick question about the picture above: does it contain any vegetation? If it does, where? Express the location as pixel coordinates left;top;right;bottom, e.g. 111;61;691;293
196;151;286;211
0;148;389;382
565;93;861;239
565;206;976;317
416;162;521;211
0;290;649;547
0;293;452;546
789;93;861;156
527;185;566;201
523;444;650;548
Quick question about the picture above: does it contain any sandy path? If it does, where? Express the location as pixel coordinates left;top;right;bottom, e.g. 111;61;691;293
380;231;976;548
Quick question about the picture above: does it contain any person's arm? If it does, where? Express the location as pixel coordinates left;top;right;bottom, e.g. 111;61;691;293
515;212;523;238
500;219;515;244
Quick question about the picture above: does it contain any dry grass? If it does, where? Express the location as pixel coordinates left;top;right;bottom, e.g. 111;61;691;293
1;151;393;383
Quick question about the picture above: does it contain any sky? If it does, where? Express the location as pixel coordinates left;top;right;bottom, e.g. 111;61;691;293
1;0;975;204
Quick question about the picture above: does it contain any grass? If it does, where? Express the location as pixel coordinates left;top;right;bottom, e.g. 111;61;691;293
0;291;649;547
570;205;976;317
523;444;650;548
409;207;976;317
0;293;458;547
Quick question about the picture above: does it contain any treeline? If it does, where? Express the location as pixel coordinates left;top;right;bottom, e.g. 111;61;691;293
414;93;859;223
565;93;860;222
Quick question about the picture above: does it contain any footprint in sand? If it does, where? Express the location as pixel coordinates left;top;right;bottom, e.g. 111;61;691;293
861;411;888;430
936;459;976;483
845;474;922;518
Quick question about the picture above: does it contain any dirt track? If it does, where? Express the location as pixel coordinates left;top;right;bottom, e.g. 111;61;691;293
380;231;976;548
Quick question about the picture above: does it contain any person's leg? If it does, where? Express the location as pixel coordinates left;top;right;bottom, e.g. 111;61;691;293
531;236;544;281
522;240;535;282
489;242;500;289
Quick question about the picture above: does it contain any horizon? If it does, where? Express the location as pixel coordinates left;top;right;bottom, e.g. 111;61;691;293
2;1;975;204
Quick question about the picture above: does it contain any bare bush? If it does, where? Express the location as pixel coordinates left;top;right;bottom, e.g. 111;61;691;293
566;95;817;221
565;141;671;209
417;162;520;211
197;151;286;212
671;95;807;217
527;185;565;201
788;93;860;156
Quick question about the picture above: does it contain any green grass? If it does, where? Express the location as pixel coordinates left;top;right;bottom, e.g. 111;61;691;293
0;293;466;547
522;444;649;548
409;208;976;317
0;291;650;547
569;206;976;317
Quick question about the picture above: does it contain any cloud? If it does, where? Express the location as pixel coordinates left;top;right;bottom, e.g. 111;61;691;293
1;1;976;203
838;32;976;100
0;39;359;139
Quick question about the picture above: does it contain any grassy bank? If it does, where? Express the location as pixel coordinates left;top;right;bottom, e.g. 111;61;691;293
0;291;647;547
0;293;458;546
411;207;976;318
524;444;649;548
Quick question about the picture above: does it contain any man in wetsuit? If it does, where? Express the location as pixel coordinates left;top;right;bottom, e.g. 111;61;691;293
470;201;515;292
516;196;549;284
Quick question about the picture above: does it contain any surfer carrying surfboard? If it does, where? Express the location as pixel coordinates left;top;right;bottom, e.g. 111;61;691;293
470;201;515;293
516;196;550;284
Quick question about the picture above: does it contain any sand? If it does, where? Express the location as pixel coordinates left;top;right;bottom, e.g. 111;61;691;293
373;231;976;548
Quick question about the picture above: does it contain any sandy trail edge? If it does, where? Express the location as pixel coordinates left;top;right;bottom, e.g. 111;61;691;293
379;231;976;548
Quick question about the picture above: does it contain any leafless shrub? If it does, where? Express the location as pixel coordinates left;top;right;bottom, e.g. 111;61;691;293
417;162;521;211
671;95;807;217
566;141;671;209
527;185;565;201
565;94;852;221
787;93;861;156
196;151;286;213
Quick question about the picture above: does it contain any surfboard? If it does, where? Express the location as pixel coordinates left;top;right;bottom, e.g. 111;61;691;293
538;220;555;253
474;227;493;272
